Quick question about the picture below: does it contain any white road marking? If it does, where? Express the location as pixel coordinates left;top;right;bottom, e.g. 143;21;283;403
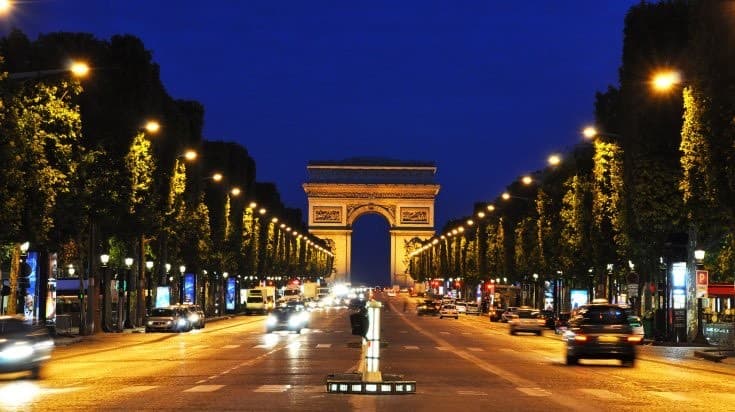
400;330;408;334
403;345;420;350
334;330;344;333
516;387;552;397
253;344;270;348
118;386;157;393
222;344;240;349
316;343;332;348
648;392;690;401
578;388;625;400
436;347;450;351
468;347;484;352
184;385;225;392
462;332;471;335
440;331;450;335
499;348;516;353
254;384;292;393
458;390;488;396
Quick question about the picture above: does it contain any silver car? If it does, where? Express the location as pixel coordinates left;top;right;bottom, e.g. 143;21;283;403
508;308;545;335
145;306;193;333
0;316;54;379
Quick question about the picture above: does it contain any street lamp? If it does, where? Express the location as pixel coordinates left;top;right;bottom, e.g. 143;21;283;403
144;121;160;134
146;261;154;310
693;249;708;344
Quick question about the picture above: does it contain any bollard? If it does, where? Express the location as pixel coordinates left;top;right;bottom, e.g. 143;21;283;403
363;300;382;382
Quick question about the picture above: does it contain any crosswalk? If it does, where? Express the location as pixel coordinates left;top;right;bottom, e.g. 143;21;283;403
12;383;735;404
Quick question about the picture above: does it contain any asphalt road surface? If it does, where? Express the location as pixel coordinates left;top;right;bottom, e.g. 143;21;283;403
2;296;735;411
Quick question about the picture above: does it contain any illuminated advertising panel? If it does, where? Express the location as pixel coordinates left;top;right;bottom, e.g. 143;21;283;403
183;273;195;303
24;251;39;319
226;277;236;311
155;287;170;308
671;262;686;288
570;289;588;310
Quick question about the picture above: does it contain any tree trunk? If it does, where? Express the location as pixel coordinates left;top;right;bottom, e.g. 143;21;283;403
8;243;20;315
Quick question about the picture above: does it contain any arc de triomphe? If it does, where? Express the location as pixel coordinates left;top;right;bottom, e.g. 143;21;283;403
303;159;440;286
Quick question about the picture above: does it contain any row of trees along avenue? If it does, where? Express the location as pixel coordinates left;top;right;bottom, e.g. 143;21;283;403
0;30;333;335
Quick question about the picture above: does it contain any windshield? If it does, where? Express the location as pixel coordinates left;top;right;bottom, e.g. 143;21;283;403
284;290;300;296
150;308;174;316
576;305;628;325
247;297;263;303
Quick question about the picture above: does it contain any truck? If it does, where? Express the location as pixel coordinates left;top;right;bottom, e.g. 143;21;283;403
302;282;319;300
280;283;302;303
245;286;276;314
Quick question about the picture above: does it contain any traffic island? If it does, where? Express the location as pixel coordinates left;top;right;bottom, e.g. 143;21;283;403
326;300;416;395
693;349;733;362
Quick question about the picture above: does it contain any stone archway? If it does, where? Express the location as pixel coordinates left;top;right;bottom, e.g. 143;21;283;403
303;159;440;287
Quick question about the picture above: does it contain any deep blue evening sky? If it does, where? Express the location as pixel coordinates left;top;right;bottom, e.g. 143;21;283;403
5;1;640;283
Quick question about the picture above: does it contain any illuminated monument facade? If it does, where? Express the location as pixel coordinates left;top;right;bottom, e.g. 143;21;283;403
303;158;440;286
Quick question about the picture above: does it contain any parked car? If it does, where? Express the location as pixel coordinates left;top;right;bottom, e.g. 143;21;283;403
465;302;481;316
266;306;309;334
455;301;467;314
146;306;193;333
554;312;571;334
439;304;459;319
0;316;54;379
488;307;505;322
539;310;555;329
508;308;545;335
501;306;520;322
180;304;206;329
563;303;641;367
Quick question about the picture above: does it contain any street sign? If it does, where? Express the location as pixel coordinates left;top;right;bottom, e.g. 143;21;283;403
696;270;708;298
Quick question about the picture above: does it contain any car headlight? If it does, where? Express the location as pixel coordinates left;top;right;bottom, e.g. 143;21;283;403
0;342;34;360
188;313;199;322
266;316;277;326
288;316;302;327
177;318;187;326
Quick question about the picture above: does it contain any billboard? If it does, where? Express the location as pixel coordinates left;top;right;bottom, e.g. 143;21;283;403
570;289;588;310
226;277;236;311
24;251;39;319
183;273;195;304
155;287;170;308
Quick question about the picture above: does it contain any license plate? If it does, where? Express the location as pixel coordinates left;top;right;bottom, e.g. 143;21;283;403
598;335;618;343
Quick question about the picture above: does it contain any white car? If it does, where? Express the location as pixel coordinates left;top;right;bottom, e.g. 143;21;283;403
439;304;459;319
628;316;645;343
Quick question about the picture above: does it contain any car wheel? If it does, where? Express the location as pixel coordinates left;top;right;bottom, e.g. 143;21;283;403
536;331;542;336
455;316;458;319
30;366;42;380
566;354;578;365
439;316;443;319
510;330;515;335
622;357;635;368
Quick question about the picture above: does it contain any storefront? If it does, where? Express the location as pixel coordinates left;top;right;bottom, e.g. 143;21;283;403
702;283;735;346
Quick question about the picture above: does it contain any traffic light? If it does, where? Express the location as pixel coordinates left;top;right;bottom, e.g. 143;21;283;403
350;310;369;337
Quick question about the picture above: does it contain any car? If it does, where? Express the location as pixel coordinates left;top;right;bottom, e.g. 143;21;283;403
563;303;641;367
0;316;54;379
554;312;571;334
266;306;309;334
146;306;193;332
488;307;505;322
539;310;555;329
501;306;519;322
455;301;467;314
465;302;481;316
628;315;645;343
508;308;545;335
439;304;459;319
180;304;206;329
417;300;439;316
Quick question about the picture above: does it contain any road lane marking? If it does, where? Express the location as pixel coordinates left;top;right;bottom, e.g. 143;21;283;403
118;386;157;393
440;331;450;335
253;344;270;348
184;385;225;392
468;347;484;352
462;332;471;335
458;390;488;396
517;387;551;397
400;330;408;333
436;347;450;351
222;344;240;349
649;392;690;401
316;343;332;348
578;389;625;400
403;345;420;350
254;384;292;393
499;348;515;353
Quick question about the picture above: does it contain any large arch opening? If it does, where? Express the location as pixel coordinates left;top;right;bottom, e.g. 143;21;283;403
350;213;390;287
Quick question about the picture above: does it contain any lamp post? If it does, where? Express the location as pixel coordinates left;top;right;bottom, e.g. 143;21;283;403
123;257;133;329
145;261;154;312
100;254;111;332
532;273;539;309
179;265;186;305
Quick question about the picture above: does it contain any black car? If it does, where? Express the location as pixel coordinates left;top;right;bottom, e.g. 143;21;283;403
563;304;641;367
539;310;555;329
416;300;439;316
0;316;54;379
266;306;309;334
554;312;571;334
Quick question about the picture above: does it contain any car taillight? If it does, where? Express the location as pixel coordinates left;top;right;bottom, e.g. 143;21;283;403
574;335;588;342
537;319;546;325
627;336;643;343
